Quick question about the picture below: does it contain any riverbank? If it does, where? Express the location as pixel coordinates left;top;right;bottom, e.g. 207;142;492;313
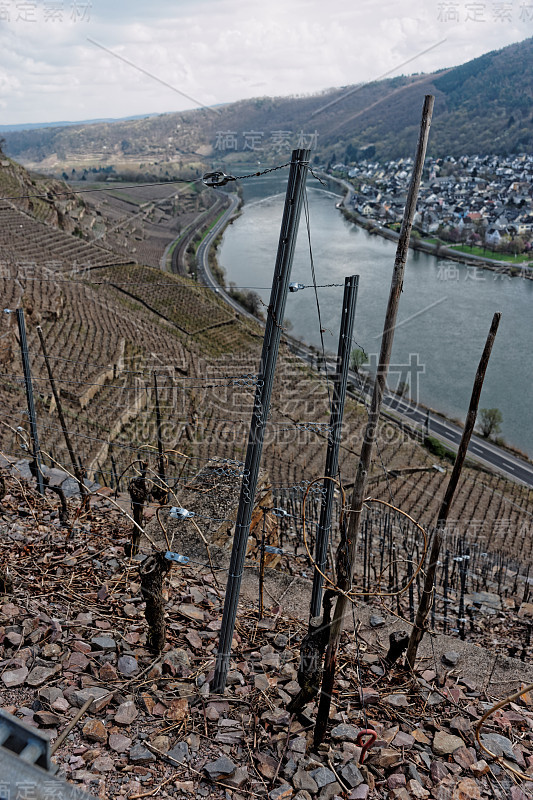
205;194;533;476
326;174;533;279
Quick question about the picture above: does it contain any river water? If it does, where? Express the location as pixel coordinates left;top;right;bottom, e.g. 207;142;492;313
219;174;533;457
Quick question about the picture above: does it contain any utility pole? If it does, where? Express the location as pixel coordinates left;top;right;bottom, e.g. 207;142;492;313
310;275;359;618
37;325;87;499
16;309;45;495
212;148;310;694
314;96;434;747
406;311;501;668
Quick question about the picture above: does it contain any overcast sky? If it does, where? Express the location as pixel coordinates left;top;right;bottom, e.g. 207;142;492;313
0;0;531;125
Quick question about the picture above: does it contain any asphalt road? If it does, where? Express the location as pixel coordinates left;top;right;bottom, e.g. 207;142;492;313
196;191;533;489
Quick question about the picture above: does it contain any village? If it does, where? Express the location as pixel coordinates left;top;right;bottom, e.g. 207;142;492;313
330;153;533;258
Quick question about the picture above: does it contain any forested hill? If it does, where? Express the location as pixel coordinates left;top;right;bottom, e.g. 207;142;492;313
2;36;532;168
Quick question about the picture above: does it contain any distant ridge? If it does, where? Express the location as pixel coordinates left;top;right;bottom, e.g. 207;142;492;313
0;113;163;133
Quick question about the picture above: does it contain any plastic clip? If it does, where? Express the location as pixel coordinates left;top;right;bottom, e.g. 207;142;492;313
169;506;195;520
164;551;190;565
264;545;283;555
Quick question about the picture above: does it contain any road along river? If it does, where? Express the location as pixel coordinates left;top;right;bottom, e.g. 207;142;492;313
217;173;533;460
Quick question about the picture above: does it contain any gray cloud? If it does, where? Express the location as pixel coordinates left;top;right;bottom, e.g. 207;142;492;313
0;0;531;124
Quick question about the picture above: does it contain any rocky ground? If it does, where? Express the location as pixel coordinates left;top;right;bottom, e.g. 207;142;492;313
1;474;533;800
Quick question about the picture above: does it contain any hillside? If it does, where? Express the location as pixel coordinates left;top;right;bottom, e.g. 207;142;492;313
2;37;532;172
0;158;532;593
2;150;533;799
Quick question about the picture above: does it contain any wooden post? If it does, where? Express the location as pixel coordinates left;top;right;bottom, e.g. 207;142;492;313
151;372;168;504
314;95;434;747
405;311;501;669
36;326;88;500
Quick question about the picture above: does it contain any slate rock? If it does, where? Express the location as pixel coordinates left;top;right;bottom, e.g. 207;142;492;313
330;723;360;743
2;666;28;688
348;787;369;800
293;768;318;793
168;741;190;764
115;700;138;726
388;773;406;790
90;636;116;651
117;655;139;676
162;648;190;677
480;733;517;762
290;736;307;755
34;711;60;727
392;731;414;749
511;788;530;800
408;779;430;798
309;767;336;789
254;673;270;691
375;748;402;768
176;604;205;622
93;755;114;773
430;761;449;784
99;662;118;681
68;687;112;712
442;651;460;666
369;614;385;627
361;687;380;705
456;778;481;799
449;715;471;734
318;782;341;800
204;756;237;781
383;693;409;708
470;759;489;777
340;762;364;789
109;733;132;753
26;665;60;687
39;687;64;705
82;718;107;744
150;735;170;752
453;745;476;769
432;730;464;755
129;743;155;764
262;651;281;669
225;767;249;789
269;785;293;800
283;758;297;780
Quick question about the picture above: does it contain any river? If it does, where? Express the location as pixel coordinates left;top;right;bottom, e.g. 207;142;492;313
218;174;533;457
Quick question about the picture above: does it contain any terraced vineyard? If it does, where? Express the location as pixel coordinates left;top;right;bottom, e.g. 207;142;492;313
77;181;217;269
0;201;131;273
89;263;235;335
0;159;532;611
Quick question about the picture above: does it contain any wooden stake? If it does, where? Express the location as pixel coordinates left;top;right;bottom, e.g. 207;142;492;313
36;325;88;501
405;311;501;668
313;94;434;747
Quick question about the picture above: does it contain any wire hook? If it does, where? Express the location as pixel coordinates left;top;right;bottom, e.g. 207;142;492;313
356;729;377;764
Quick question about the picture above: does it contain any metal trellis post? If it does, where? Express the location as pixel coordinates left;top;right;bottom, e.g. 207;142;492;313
16;309;45;495
212;148;310;694
309;274;359;619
